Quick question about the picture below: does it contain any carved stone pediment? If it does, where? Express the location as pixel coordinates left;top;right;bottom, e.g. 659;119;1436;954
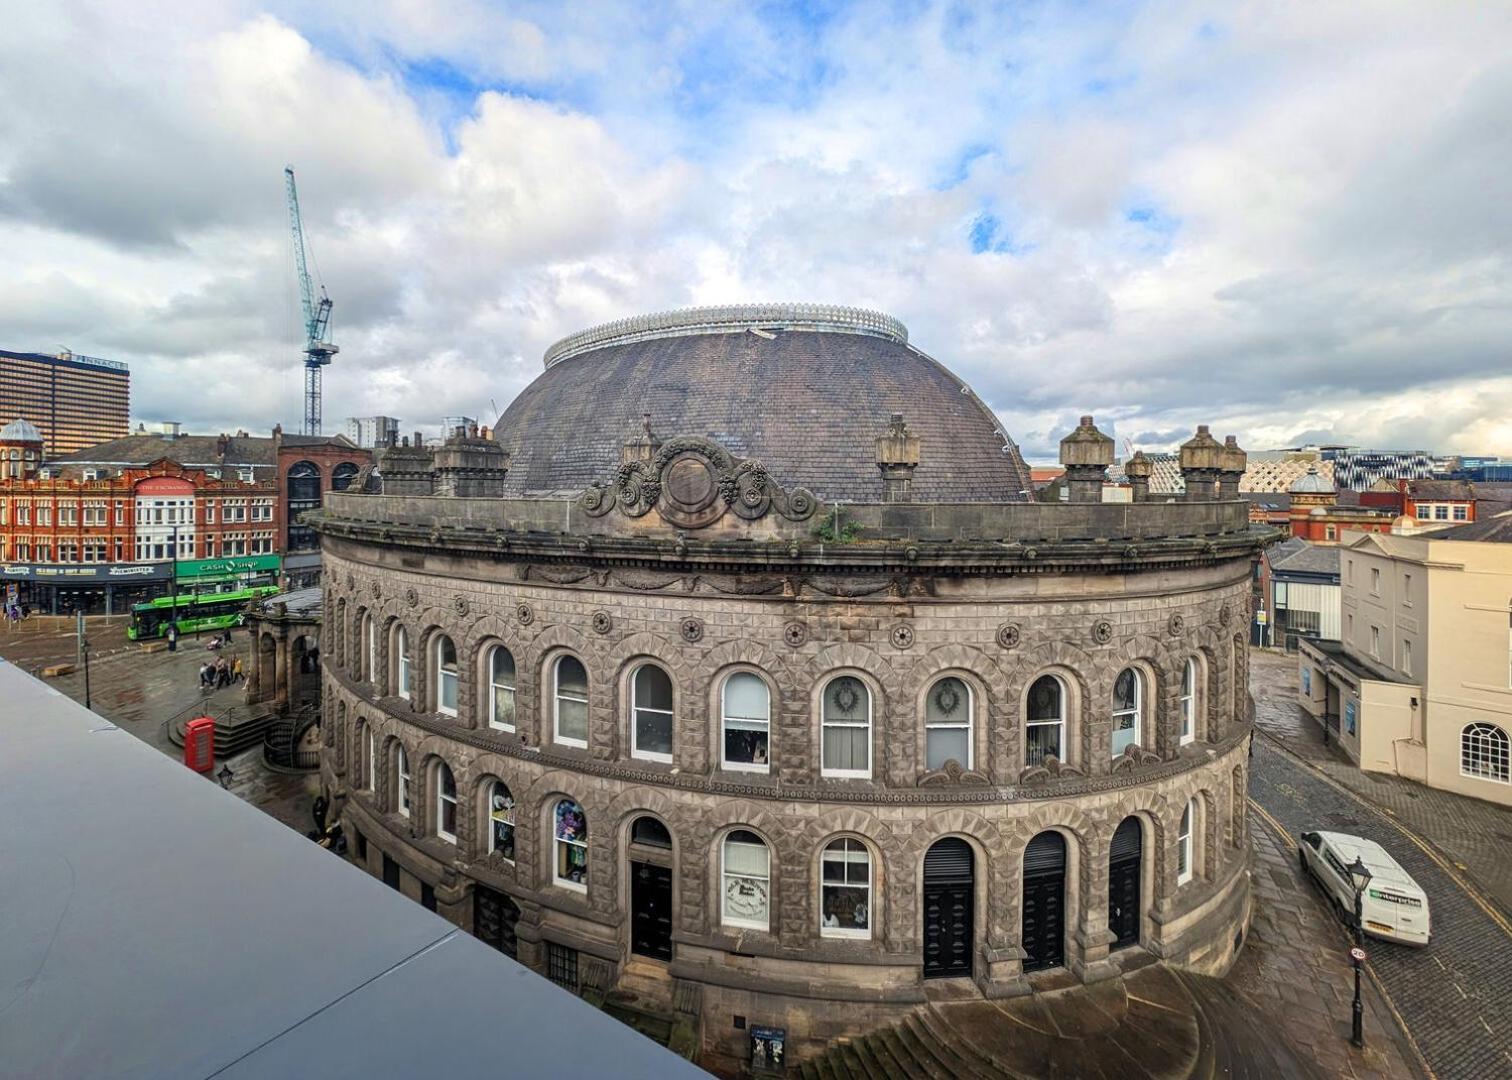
917;759;990;787
1017;755;1086;786
580;435;818;529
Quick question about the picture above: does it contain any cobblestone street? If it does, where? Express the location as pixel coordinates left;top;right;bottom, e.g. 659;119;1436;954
1248;650;1512;1080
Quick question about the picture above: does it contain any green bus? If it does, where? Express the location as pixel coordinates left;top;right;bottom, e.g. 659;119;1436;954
127;585;282;641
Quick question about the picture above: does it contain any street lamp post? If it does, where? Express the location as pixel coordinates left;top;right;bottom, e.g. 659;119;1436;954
1346;854;1373;1049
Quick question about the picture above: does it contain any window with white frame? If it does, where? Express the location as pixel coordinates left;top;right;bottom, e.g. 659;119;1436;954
1402;639;1413;678
721;830;771;930
488;781;516;860
434;635;458;716
487;645;516;730
1415;504;1431;520
364;614;376;683
820;676;871;778
1434;505;1449;520
397;745;412;817
1026;675;1065;766
435;762;458;842
1112;668;1142;757
721;672;770;771
924;676;972;770
1453;504;1468;521
631;663;674;761
1370;625;1381;659
363;726;376;791
554;656;589;747
1180;658;1197;745
1461;723;1509;783
396;627;411;699
553;799;588;891
820;838;872;938
1177;799;1194;884
1370;567;1380;594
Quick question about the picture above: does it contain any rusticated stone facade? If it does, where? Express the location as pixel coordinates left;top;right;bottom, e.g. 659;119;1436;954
313;305;1269;1072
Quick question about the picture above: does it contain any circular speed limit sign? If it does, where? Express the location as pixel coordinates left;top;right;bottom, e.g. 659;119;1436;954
1350;947;1367;962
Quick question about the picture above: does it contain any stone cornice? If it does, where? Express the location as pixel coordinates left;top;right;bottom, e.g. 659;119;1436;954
330;665;1250;807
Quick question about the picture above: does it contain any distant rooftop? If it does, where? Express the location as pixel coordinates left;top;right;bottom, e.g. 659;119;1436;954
0;347;128;373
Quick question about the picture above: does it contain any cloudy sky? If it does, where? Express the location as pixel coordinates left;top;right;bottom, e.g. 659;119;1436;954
3;2;1511;460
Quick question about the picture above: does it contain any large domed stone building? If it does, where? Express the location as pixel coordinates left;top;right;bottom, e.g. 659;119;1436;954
314;304;1267;1071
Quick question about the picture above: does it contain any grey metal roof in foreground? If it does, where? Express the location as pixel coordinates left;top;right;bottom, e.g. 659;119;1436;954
0;662;703;1080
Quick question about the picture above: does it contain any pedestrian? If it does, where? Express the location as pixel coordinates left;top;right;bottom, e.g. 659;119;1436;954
232;655;244;683
223;623;233;643
167;625;178;652
218;656;231;688
198;662;211;688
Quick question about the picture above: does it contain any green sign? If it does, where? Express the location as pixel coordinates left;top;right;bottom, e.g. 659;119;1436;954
175;554;282;579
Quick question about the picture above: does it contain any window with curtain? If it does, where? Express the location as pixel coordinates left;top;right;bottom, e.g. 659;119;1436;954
722;830;770;930
721;672;770;771
488;645;516;731
435;762;457;842
1177;799;1194;884
820;838;872;938
434;636;458;716
396;626;411;698
631;664;674;761
1112;668;1141;757
924;676;972;770
397;745;412;817
1179;658;1196;744
554;656;589;746
1026;675;1064;766
821;676;871;778
554;799;588;891
363;614;376;683
489;781;515;860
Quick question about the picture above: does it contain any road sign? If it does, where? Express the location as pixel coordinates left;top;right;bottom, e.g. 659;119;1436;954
1350;946;1366;962
1255;610;1268;624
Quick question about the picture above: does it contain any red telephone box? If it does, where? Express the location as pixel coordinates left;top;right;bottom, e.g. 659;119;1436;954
184;716;215;774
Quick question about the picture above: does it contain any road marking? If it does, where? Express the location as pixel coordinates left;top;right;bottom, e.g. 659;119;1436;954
1255;733;1512;940
1248;799;1439;1080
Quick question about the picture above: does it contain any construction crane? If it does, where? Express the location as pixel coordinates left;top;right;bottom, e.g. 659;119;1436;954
284;166;338;436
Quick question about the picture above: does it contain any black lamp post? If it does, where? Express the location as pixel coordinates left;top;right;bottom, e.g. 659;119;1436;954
1346;854;1373;1049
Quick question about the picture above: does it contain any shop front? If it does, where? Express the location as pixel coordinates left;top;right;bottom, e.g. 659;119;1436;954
174;554;282;593
1;562;174;616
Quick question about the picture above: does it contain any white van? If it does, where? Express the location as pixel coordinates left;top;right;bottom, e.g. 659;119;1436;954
1298;830;1431;947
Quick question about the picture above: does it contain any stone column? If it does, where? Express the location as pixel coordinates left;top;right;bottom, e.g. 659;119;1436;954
875;413;921;502
1124;450;1152;503
1058;415;1114;503
274;632;289;710
1218;435;1247;499
1178;425;1224;501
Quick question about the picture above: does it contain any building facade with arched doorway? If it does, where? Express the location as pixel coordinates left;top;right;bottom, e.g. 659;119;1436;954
313;305;1270;1071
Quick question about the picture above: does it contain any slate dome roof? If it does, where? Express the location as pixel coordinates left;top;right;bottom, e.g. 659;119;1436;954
491;304;1033;503
0;418;43;443
1289;465;1334;495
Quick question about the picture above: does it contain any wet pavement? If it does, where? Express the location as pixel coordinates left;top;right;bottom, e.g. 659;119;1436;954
1;617;318;836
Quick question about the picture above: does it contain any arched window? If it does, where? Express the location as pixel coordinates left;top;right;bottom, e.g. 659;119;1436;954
395;626;411;699
433;635;458;717
631;663;675;762
925;676;972;770
821;676;871;778
820;838;872;938
1179;658;1197;745
554;656;589;747
363;614;376;683
396;745;412;817
487;646;516;731
435;762;457;843
722;830;770;931
1461;722;1510;783
488;781;515;860
1026;675;1065;766
1112;668;1142;757
330;462;360;491
362;724;376;792
553;799;588;891
631;815;672;848
721;672;770;772
1177;799;1194;885
286;460;321;552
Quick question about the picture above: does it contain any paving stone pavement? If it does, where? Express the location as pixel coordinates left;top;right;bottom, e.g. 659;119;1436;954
1250;648;1512;919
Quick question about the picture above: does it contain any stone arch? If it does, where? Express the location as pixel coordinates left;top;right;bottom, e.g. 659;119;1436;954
467;616;528;735
700;800;789;939
905;809;999;953
605;630;687;765
809;664;889;782
699;639;789;777
1008;656;1092;778
906;643;1006;779
1007;816;1091;971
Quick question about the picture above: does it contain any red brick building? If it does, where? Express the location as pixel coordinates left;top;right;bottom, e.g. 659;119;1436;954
1359;478;1476;528
1287;465;1395;543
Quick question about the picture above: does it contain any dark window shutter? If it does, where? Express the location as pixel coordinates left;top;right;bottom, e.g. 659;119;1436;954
1023;831;1067;875
924;837;974;882
1111;817;1142;862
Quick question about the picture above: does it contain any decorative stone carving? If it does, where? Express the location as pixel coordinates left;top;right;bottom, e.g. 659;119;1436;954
405;587;419;608
591;611;613;635
889;624;915;649
611;570;683;591
515;602;535;626
580;435;818;529
1168;613;1185;637
783;622;808;647
346;572;355;590
917;759;991;787
533;565;595;585
1110;746;1163;772
1091;619;1114;645
1017;755;1087;785
996;623;1022;649
680;617;705;643
371;580;382;599
1219;603;1232;627
453;595;469;615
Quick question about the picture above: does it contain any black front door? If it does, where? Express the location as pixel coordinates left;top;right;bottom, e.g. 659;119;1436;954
631;862;673;961
382;853;401;891
474;886;520;958
1108;816;1142;949
923;838;974;979
1022;831;1066;973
